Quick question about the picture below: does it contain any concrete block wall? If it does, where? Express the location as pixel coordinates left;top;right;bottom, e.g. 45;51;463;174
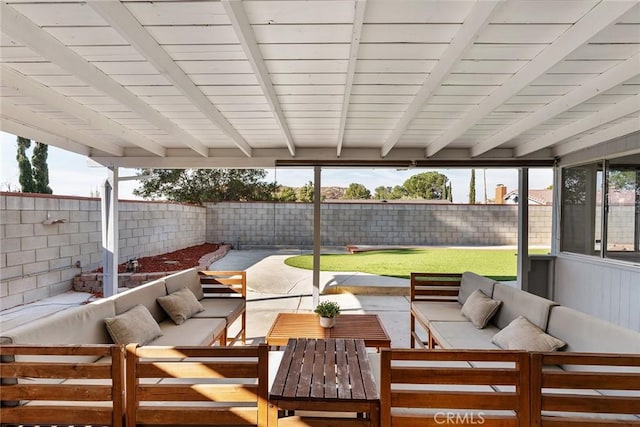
0;193;206;310
206;202;553;248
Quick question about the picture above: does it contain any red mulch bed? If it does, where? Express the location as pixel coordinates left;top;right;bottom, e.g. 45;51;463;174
94;243;220;273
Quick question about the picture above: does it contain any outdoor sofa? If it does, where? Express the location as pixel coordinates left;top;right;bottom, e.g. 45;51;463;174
0;268;247;425
397;271;640;425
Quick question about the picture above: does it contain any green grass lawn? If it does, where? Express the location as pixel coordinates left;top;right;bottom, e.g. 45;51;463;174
284;248;550;281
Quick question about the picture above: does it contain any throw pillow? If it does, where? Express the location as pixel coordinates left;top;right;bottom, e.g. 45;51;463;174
104;304;162;345
157;287;204;325
492;315;567;351
461;289;502;329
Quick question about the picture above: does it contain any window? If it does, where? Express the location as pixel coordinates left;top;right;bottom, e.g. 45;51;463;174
561;154;640;263
605;163;640;262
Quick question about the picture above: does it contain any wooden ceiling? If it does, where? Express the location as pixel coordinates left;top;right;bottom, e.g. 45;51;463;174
1;0;639;168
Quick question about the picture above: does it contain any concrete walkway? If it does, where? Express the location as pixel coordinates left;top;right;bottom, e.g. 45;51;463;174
212;248;409;295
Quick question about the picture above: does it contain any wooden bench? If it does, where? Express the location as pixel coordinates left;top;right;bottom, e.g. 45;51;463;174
199;270;247;346
0;344;125;427
531;352;640;426
380;348;530;427
125;344;268;427
410;272;463;348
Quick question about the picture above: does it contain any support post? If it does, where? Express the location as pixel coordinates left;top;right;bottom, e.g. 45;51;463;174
517;167;529;291
101;166;119;297
312;166;321;308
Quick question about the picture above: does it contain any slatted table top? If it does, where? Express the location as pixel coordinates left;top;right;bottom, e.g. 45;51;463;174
270;338;379;403
265;313;391;350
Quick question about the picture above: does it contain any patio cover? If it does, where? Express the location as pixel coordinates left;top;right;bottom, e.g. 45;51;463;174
1;0;638;168
1;0;639;298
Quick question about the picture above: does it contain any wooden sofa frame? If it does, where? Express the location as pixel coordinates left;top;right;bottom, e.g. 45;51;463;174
380;349;640;427
200;270;247;346
410;272;462;349
0;344;125;427
125;343;268;427
1;345;638;426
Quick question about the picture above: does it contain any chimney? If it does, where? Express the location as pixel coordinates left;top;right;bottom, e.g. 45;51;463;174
495;184;506;204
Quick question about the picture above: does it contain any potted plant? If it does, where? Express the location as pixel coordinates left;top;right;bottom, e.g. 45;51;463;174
314;300;340;328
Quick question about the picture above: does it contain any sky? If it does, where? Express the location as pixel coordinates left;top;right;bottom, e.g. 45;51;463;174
0;131;553;203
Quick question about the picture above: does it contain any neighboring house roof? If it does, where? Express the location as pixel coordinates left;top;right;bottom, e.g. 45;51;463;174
504;189;553;205
597;189;637;205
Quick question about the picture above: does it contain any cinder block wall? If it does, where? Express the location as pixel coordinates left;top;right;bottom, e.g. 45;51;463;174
0;193;205;310
206;202;553;248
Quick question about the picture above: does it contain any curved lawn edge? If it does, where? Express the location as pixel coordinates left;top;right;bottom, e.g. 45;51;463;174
284;248;550;281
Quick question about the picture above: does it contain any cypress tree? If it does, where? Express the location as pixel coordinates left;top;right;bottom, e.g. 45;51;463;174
16;136;36;193
32;142;53;194
469;169;476;204
448;183;453;202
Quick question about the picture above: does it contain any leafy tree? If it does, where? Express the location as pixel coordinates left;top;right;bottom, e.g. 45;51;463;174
16;137;35;193
374;186;392;200
469;169;476;204
274;186;297;202
403;172;450;200
391;185;408;199
31;142;52;194
133;168;276;205
297;181;314;202
609;169;636;190
344;183;371;199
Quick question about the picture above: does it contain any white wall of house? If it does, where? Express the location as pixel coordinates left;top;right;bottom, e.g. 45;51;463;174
554;254;640;332
553;133;640;332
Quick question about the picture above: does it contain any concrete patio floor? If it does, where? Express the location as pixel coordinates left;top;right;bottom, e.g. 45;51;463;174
1;249;414;348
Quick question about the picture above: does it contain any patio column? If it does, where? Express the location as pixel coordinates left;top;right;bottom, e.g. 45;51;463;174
101;166;119;298
517;167;529;291
312;166;321;308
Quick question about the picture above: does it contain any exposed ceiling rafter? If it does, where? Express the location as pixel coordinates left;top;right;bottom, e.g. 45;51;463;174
1;100;124;156
89;0;253;157
473;53;640;157
337;0;367;157
516;94;640;157
425;1;637;158
1;65;165;157
1;2;209;157
553;118;640;158
380;0;501;158
221;0;293;156
1;117;91;157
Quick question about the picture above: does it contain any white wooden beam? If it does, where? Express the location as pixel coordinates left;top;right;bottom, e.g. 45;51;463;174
337;0;366;157
516;93;640;157
1;100;124;156
553;118;640;158
89;0;252;157
221;0;292;156
426;1;637;158
473;53;640;157
1;2;208;157
1;65;165;157
0;117;91;157
380;1;501;158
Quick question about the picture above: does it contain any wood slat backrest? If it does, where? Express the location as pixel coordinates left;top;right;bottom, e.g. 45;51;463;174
126;344;268;427
200;270;246;297
531;352;640;426
410;272;462;302
0;344;125;427
380;349;530;427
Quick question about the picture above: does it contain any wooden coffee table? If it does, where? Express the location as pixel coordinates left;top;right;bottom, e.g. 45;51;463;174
265;313;391;350
269;338;380;427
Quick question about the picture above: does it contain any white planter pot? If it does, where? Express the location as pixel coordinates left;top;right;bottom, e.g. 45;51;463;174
319;316;336;328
